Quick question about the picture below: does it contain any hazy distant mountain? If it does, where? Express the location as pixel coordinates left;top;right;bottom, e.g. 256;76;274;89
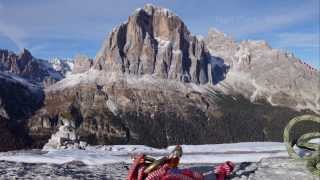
0;48;74;87
48;57;74;78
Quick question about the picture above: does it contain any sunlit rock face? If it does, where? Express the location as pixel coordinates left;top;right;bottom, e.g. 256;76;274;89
94;4;212;84
204;28;320;113
72;55;93;74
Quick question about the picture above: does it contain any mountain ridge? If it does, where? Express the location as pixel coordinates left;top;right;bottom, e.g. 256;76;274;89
0;4;319;151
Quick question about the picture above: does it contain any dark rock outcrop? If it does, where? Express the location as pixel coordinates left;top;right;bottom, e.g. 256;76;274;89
0;72;44;151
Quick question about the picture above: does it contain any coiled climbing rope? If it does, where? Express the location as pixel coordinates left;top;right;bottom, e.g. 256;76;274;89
283;114;320;176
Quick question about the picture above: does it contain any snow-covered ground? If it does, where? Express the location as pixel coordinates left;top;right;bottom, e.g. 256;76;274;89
0;142;288;165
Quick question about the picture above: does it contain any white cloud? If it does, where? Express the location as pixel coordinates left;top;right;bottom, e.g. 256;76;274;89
28;44;48;54
0;21;26;50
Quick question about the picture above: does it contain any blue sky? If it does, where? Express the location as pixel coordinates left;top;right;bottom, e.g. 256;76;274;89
0;0;319;68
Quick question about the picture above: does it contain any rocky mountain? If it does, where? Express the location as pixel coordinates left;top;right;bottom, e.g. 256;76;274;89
0;4;319;151
0;49;74;87
94;4;217;84
72;54;93;74
49;57;74;77
204;28;320;113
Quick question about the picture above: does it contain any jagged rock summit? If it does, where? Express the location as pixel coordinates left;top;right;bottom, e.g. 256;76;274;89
95;4;213;84
72;54;93;74
0;48;72;86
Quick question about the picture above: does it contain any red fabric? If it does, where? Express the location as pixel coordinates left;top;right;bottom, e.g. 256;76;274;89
214;161;235;180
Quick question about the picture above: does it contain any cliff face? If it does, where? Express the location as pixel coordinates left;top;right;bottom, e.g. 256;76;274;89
94;4;212;84
72;55;93;74
26;72;317;148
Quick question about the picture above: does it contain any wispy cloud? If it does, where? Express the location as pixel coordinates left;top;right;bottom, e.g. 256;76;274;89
0;20;26;50
275;33;319;48
0;2;27;50
0;0;155;54
212;0;319;37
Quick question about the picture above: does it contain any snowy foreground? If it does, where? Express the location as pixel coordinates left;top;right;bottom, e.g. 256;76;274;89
0;142;288;165
0;142;317;180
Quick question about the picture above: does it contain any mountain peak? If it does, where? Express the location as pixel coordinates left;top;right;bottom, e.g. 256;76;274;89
133;4;176;17
143;4;176;17
208;28;227;38
94;4;214;84
18;48;33;61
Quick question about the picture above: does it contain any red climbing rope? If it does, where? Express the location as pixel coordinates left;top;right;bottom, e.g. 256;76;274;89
127;154;146;180
127;145;235;180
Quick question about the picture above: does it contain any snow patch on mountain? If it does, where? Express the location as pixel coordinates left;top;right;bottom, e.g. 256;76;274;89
47;69;205;96
155;37;171;48
143;4;176;17
48;57;74;77
46;69;100;91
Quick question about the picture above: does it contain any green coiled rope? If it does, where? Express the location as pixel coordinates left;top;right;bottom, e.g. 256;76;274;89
283;114;320;176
